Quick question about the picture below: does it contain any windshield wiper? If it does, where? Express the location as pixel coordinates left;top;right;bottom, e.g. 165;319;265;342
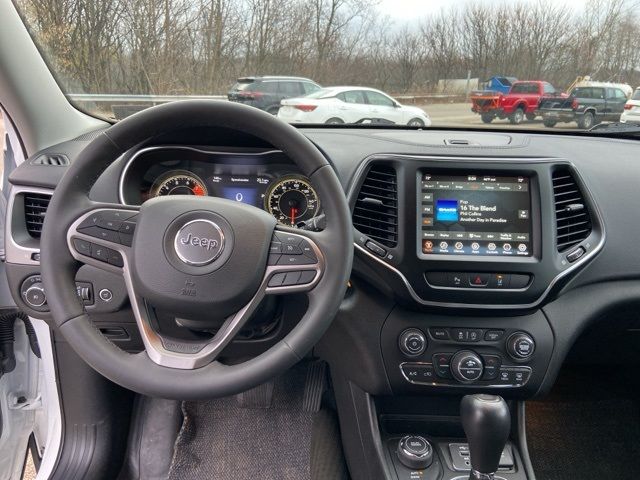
587;122;640;136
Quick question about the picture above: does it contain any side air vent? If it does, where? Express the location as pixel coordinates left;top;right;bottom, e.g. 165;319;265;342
30;153;70;166
353;164;398;248
24;193;51;238
552;169;592;252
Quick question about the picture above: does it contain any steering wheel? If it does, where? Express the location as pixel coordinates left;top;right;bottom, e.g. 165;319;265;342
40;101;353;399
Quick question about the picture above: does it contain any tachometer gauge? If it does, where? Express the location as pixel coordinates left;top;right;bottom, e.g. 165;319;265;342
149;170;208;198
265;175;320;227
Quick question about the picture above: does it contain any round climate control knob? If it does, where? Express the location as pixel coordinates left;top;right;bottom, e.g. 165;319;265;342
398;329;427;357
451;350;484;383
507;332;535;360
397;435;433;470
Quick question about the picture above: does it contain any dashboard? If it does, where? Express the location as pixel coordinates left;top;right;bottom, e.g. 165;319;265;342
119;146;322;229
7;126;640;401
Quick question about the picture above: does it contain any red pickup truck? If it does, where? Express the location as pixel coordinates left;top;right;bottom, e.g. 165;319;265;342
471;81;564;124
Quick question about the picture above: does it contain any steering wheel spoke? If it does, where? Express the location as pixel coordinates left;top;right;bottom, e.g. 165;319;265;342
67;204;140;273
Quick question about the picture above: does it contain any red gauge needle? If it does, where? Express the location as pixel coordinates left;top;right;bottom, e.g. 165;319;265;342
290;207;298;226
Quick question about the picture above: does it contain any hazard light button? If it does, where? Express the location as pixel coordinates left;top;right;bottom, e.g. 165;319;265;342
468;273;490;287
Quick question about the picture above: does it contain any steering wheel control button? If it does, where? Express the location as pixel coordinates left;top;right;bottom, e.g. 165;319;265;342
73;238;92;256
173;219;225;266
277;254;316;266
299;240;317;261
118;221;136;235
397;435;433;470
451;350;484;383
269;242;283;253
298;270;316;284
398;329;427;357
107;250;124;267
80;226;121;243
99;289;113;302
91;244;111;262
507;332;535;360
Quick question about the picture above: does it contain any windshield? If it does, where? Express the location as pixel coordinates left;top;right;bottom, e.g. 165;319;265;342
13;0;640;132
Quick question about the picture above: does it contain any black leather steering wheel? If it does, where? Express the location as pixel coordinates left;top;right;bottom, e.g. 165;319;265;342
40;101;353;399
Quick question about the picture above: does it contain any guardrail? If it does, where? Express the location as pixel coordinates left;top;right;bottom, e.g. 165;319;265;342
67;93;226;102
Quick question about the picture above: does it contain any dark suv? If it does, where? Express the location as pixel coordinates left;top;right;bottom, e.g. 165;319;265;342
538;85;629;129
227;76;321;114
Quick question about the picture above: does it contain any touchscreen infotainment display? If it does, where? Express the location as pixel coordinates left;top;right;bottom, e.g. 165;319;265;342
418;173;532;257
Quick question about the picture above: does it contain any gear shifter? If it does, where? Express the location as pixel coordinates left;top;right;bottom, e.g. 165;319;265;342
460;394;510;480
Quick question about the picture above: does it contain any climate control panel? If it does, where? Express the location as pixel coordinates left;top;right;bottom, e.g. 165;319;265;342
381;309;553;396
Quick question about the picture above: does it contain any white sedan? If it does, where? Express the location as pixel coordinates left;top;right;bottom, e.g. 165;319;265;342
277;86;431;126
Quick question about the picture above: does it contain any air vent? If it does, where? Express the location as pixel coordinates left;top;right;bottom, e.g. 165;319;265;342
24;193;51;238
552;169;592;252
30;154;69;166
353;164;398;248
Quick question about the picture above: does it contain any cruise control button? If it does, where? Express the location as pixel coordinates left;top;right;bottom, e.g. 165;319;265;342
118;232;134;247
300;240;317;261
268;254;281;265
78;213;103;229
91;245;110;262
275;233;302;246
277;254;316;266
107;249;124;267
73;238;92;256
269;242;282;253
282;243;303;255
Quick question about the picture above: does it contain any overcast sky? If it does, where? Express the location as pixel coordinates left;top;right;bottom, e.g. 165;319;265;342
377;0;589;20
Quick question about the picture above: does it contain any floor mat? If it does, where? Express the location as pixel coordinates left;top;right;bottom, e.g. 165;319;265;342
526;368;640;480
168;362;348;480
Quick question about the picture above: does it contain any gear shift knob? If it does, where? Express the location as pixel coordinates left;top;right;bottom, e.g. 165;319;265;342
461;394;510;479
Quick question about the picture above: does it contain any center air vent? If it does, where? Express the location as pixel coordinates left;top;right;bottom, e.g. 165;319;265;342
24;193;51;238
552;169;592;252
353;164;398;248
30;153;69;166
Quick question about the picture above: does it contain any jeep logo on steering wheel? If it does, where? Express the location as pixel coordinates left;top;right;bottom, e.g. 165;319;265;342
174;220;225;266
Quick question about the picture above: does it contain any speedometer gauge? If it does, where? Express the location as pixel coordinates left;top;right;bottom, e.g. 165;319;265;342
265;175;320;227
149;170;208;198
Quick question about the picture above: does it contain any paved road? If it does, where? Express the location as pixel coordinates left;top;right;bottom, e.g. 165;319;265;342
421;102;580;130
